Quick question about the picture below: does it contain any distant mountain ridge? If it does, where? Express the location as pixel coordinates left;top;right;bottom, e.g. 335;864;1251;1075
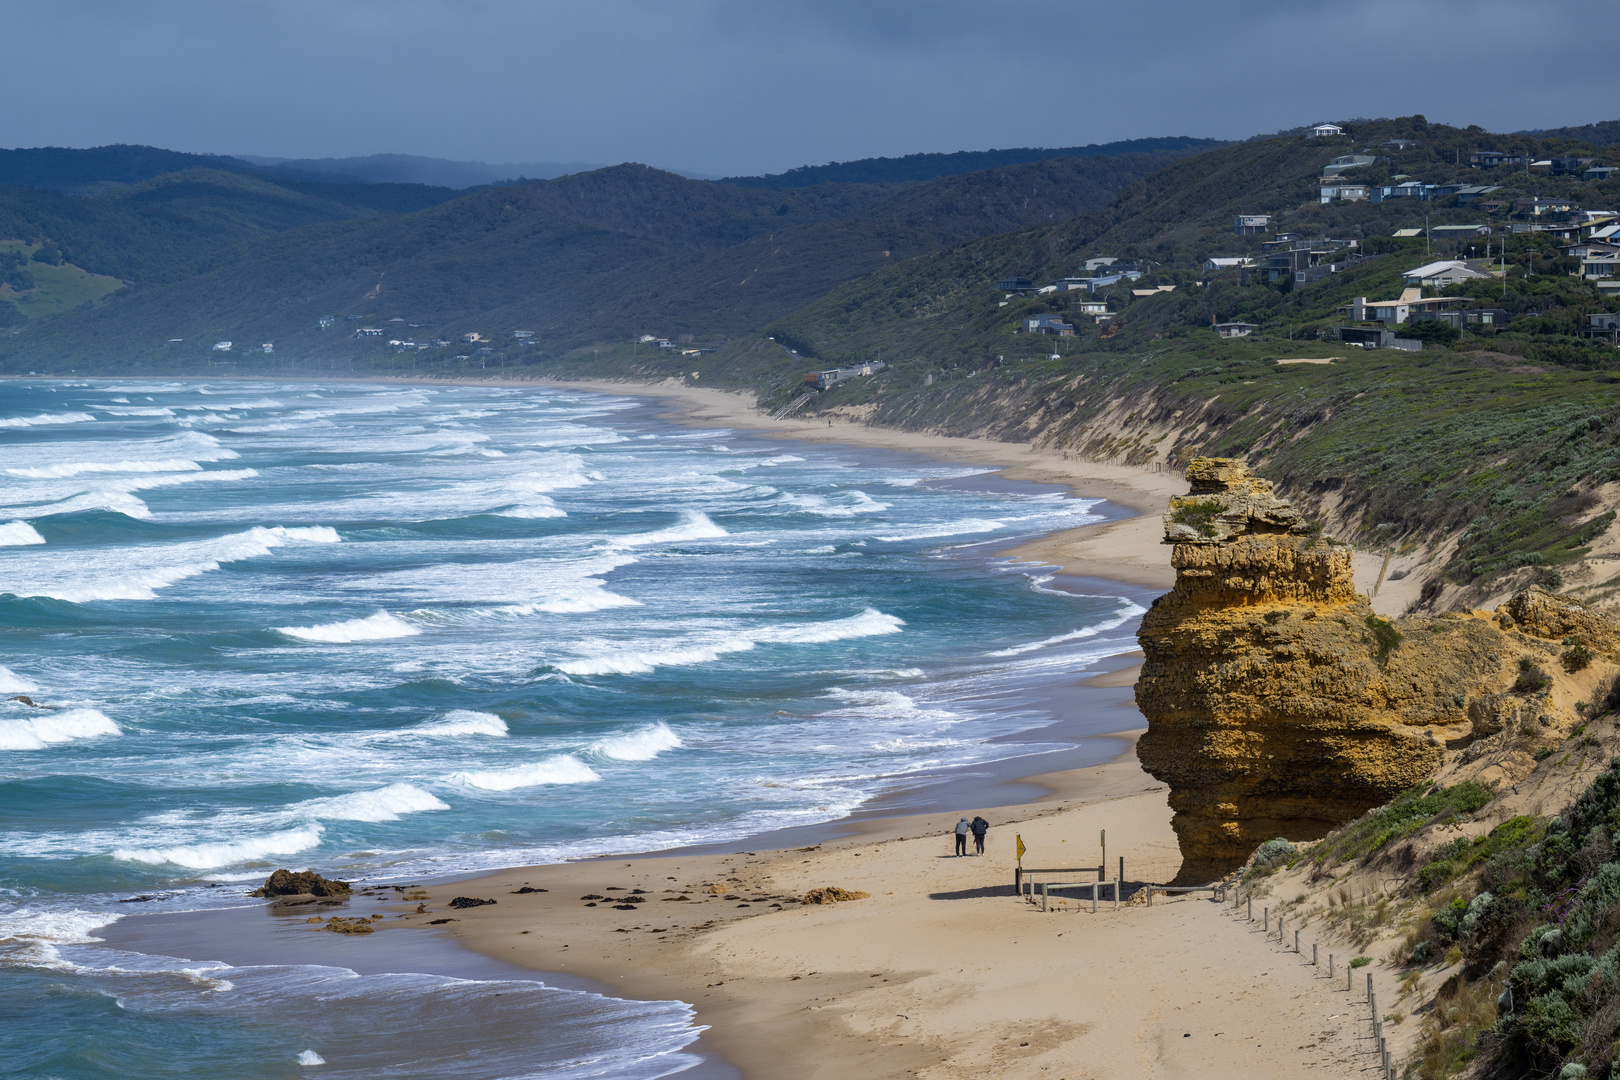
719;137;1228;188
235;153;616;188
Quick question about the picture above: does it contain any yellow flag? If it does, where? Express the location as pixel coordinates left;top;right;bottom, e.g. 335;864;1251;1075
1015;834;1026;861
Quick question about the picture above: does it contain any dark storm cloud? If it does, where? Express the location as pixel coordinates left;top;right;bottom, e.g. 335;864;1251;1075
0;1;1607;175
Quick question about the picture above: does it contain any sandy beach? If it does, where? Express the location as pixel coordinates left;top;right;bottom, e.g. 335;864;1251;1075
395;741;1367;1079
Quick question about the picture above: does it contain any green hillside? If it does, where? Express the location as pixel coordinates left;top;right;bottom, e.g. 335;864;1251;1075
0;152;1189;371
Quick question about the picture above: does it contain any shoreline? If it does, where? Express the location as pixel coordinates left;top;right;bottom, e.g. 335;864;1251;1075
58;373;1276;1077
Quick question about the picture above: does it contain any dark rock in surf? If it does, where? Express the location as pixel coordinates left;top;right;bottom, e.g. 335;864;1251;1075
251;869;353;898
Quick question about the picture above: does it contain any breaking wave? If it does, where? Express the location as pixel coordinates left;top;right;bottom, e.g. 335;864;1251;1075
277;611;418;643
591;722;683;761
0;709;121;751
113;825;324;869
448;754;601;791
0;521;46;546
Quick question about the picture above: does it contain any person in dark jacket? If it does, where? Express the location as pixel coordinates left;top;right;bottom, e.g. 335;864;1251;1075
953;817;970;856
971;815;989;854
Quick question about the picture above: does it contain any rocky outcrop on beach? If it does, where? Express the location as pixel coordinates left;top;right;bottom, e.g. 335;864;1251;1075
1134;458;1619;882
251;869;352;898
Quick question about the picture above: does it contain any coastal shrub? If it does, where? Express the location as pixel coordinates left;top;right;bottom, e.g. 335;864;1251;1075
1535;746;1556;762
1366;614;1403;666
1515;660;1552;693
1168;498;1226;537
1350;956;1372;968
1254;837;1298;865
1314;782;1494;865
1561;636;1594;672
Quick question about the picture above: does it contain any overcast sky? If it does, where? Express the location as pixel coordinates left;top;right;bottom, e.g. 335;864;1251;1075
0;0;1608;176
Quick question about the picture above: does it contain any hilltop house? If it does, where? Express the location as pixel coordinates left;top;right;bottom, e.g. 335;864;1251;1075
1403;260;1490;288
1023;314;1075;336
1429;224;1492;240
1204;257;1254;270
1234;214;1270;236
1516;197;1575;217
1322;153;1377;176
1309;123;1345;138
1344;289;1468;325
1582;253;1620;280
1320;183;1370;203
1213;322;1258;338
1471;150;1531;168
997;276;1037;294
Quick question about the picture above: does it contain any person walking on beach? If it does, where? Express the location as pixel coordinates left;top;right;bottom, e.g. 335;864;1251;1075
971;815;989;855
953;817;970;856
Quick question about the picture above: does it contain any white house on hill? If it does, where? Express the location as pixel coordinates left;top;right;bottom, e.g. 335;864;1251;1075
1403;261;1490;288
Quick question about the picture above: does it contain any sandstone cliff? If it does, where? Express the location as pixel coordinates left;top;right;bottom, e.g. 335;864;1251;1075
1135;458;1619;883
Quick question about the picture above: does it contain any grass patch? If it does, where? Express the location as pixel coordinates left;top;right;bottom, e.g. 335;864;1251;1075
1314;782;1494;866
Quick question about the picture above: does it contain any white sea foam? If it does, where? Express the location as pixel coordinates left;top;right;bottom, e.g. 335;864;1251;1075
113;825;324;869
0;411;96;428
0;709;121;751
556;608;902;675
556;639;756;676
875;518;1007;542
0;521;45;546
292;782;449;822
0;907;119;944
782;490;890;517
297;1051;326;1066
1;525;340;602
277;611;419;643
985;603;1147;657
493;584;640;616
615;509;728;546
771;608;904;644
3;431;239;479
9;457;206;479
99;406;177;417
413;710;509;737
0;468;258;523
592;722;683;761
448;754;601;791
0;665;39;694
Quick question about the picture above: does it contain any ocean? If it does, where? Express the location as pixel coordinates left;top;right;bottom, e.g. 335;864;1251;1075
0;379;1146;1077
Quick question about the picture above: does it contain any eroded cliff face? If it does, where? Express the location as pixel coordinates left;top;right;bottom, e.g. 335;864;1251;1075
1135;458;1617;883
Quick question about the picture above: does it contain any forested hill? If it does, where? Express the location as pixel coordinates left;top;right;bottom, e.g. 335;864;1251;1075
719;136;1225;187
3;151;1186;364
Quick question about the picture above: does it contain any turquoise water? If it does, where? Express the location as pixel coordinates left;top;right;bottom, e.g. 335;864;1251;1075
0;379;1143;1077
